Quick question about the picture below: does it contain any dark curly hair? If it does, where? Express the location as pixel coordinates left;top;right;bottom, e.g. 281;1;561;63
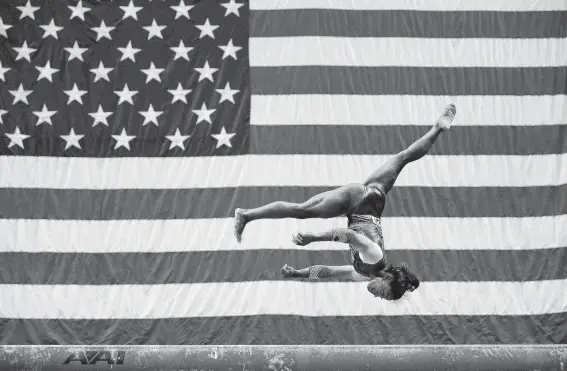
378;263;420;300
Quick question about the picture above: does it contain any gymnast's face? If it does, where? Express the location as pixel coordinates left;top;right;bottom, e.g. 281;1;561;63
367;276;394;300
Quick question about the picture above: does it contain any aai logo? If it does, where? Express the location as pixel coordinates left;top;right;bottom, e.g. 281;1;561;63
63;350;126;365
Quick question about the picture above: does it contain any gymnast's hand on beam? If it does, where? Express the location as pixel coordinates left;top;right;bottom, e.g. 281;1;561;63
292;232;315;246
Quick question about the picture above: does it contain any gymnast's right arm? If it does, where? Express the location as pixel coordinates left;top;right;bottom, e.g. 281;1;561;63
306;265;367;281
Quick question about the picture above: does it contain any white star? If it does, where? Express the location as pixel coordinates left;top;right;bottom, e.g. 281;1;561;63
65;41;88;62
36;61;59;82
166;128;190;150
9;84;32;105
211;126;235;148
139;104;163;126
192;102;216;124
170;40;193;61
195;61;218;82
13;41;36;62
0;18;12;38
221;0;244;17
170;0;193;19
89;105;113;127
90;61;113;82
63;83;87;105
112;128;135;150
6;127;30;149
117;41;141;62
40;19;63;39
0;61;10;81
141;62;164;83
0;109;8;124
216;82;239;104
60;128;84;150
195;18;219;39
143;19;166;39
219;39;242;60
167;83;191;103
92;20;114;41
17;0;40;20
68;1;90;21
120;0;142;20
33;104;57;125
114;84;138;105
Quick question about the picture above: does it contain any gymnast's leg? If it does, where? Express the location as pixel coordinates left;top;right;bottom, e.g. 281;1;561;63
363;103;456;194
234;185;358;243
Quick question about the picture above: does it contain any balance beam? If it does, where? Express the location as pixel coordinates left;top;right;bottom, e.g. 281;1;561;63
0;345;565;370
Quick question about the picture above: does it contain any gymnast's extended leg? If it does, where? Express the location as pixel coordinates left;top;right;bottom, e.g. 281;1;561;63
363;103;456;195
234;185;358;243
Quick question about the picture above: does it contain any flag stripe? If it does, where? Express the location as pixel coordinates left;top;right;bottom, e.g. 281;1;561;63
1;314;566;345
249;38;567;67
0;186;564;219
249;125;567;155
1;280;566;318
249;0;567;11
250;10;567;38
1;248;565;284
1;216;564;253
1;155;565;188
250;95;567;127
251;67;567;95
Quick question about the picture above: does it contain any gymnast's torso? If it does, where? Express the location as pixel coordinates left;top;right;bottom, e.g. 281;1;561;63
344;184;388;278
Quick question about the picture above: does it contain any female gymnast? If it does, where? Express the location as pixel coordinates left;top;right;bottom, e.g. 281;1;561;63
234;104;456;301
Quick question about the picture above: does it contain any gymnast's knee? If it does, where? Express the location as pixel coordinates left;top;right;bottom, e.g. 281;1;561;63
292;203;317;219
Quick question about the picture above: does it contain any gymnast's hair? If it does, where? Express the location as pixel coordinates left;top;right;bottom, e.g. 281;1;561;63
380;262;420;300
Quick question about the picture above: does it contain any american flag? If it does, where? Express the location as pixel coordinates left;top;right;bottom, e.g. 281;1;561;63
0;0;566;345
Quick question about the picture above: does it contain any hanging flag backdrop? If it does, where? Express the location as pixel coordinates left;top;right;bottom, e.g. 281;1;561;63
0;0;566;345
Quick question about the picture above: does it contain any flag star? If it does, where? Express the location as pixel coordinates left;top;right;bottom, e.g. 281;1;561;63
0;61;10;81
114;84;138;105
0;109;7;124
92;20;115;41
13;41;36;62
167;83;191;103
216;82;239;104
170;40;193;61
139;104;163;126
40;19;63;39
143;19;166;39
89;105;113;127
195;61;218;82
33;104;57;125
117;41;141;62
166;128;190;150
9;84;32;105
141;62;164;83
60;128;84;150
221;0;244;17
112;128;135;150
65;41;88;62
68;1;90;21
6;127;30;149
17;0;40;20
195;18;219;39
120;0;142;20
171;0;193;19
219;39;242;60
211;126;235;149
192;102;216;124
90;61;113;82
0;18;13;38
63;83;87;105
36;61;59;82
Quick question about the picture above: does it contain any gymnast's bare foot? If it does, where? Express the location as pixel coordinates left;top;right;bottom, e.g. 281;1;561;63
234;208;248;243
435;103;457;131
